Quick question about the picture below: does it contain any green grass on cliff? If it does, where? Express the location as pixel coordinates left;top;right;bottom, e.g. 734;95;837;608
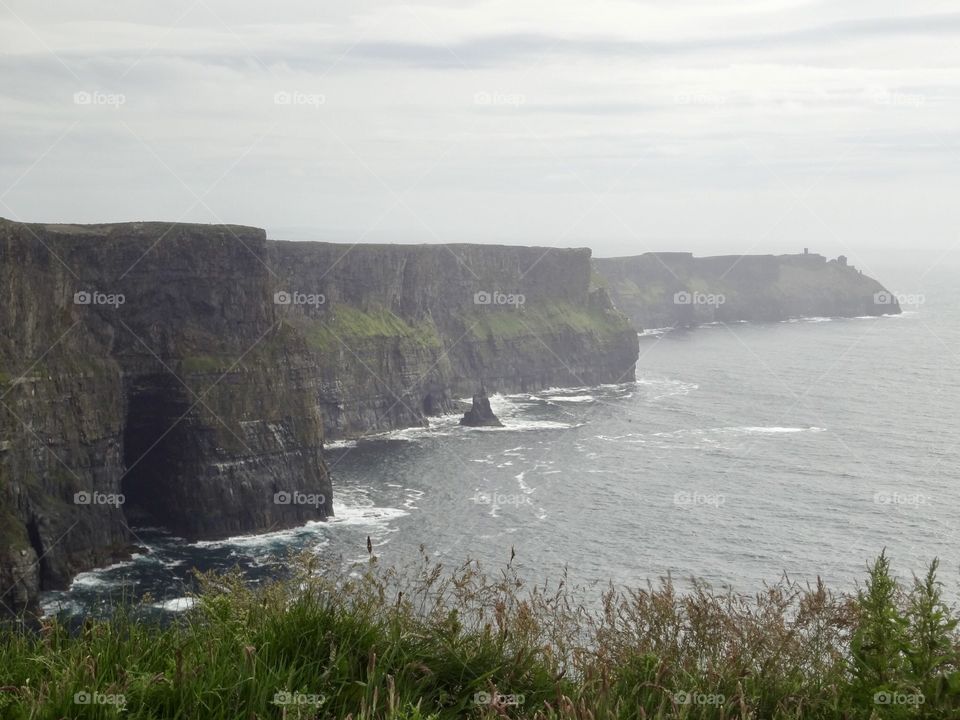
607;278;670;307
300;305;442;351
465;301;630;344
2;550;960;718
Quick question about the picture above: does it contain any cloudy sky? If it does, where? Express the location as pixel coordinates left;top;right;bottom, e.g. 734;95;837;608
1;0;957;269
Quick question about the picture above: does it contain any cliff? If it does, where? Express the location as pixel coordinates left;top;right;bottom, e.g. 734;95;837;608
592;252;901;329
267;241;638;438
0;219;637;615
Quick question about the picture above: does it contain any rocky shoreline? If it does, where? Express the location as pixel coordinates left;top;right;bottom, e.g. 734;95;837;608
0;220;901;616
0;219;637;614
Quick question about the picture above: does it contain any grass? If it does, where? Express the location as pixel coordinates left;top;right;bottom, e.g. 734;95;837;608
1;550;959;718
465;301;631;344
300;305;442;352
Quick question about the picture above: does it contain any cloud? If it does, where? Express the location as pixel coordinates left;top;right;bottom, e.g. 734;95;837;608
0;1;958;262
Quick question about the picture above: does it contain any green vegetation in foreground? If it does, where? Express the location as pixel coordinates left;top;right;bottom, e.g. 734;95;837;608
2;551;960;718
301;304;442;351
466;301;630;343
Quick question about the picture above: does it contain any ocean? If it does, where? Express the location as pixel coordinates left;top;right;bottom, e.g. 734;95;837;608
42;260;960;619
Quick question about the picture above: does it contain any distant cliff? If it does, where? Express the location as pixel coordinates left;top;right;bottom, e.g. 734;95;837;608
0;219;637;614
592;252;900;329
268;241;638;438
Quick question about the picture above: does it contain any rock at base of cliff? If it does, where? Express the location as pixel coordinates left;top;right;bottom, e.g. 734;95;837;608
460;390;503;427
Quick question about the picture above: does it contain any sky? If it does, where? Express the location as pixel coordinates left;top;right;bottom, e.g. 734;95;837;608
0;0;958;272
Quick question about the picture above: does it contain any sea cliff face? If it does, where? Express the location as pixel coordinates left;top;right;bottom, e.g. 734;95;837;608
0;219;638;615
268;241;639;438
593;252;901;330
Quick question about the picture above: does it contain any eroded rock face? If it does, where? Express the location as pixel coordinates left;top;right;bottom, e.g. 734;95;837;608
460;390;503;427
268;241;640;439
0;219;639;615
0;546;39;614
593;252;901;330
0;219;332;616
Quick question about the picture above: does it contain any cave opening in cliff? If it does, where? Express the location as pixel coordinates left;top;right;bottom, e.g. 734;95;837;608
121;375;191;530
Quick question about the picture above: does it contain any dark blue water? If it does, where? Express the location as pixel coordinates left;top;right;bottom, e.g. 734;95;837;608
43;265;960;618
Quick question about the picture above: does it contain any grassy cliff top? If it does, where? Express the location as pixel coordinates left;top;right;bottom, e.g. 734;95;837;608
1;550;957;718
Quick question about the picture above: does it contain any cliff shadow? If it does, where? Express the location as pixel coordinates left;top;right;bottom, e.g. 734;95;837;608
121;374;193;531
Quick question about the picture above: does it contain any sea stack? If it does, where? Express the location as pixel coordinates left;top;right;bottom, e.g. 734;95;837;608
460;388;503;427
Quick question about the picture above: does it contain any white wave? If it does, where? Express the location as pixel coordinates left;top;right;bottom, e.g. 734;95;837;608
548;394;596;403
40;596;85;617
648;426;826;442
324;439;357;450
595;433;644;443
66;554;148;589
636;377;699;398
785;316;834;324
474;420;584;432
638;327;672;337
360;414;462;444
401;488;423;511
193;494;412;551
329;501;410;527
152;597;196;612
190;524;322;550
735;426;826;434
502;446;529;456
528;385;593;396
515;471;535;494
599;381;638;389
